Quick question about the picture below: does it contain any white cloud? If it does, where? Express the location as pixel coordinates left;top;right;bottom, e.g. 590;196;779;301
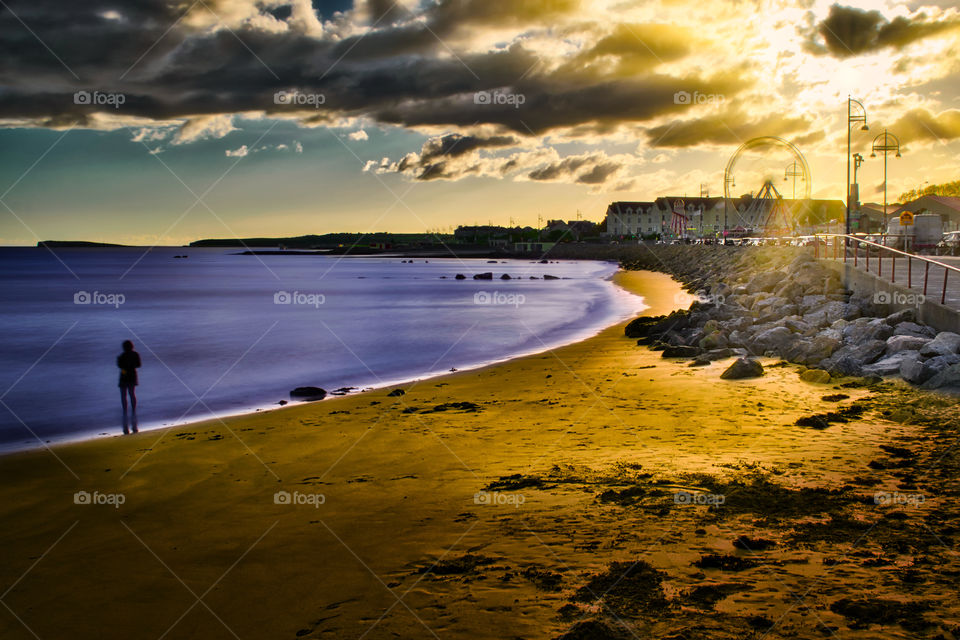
225;145;249;157
172;115;236;145
348;129;369;141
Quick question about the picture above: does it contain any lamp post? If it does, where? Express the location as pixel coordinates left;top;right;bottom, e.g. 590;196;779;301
851;153;864;230
870;130;902;232
784;161;803;200
846;98;869;239
723;174;735;241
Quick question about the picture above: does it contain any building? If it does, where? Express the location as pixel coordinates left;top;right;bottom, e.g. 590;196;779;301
893;196;960;231
604;197;846;239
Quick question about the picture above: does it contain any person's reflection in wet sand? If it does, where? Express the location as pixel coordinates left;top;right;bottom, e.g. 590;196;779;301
117;340;141;434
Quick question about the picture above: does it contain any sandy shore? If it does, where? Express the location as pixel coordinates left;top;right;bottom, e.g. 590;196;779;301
1;270;957;640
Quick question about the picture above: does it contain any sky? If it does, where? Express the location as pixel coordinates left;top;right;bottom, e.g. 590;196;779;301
1;0;959;245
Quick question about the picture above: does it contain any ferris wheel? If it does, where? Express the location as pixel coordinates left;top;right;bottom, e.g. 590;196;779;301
723;136;811;235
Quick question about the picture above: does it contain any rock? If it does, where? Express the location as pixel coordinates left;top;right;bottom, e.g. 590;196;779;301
800;369;832;384
661;345;700;358
473;272;493;280
783;335;841;365
799;295;828;315
290;386;326;400
387;388;406;397
842;318;893;345
752;326;795;353
919;332;960;357
921;363;960;390
746;271;783;294
500;274;512;280
702;348;735;361
455;274;466;280
884;308;916;326
720;357;764;379
862;352;916;377
885;335;930;355
543;274;559;280
698;331;728;350
893;322;936;339
903;353;960;385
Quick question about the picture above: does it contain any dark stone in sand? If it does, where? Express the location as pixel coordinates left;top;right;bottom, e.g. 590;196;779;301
554;619;629;640
829;598;932;631
720;357;764;379
277;400;287;406
290;386;326;400
500;273;511;280
732;535;776;550
473;272;493;280
387;388;406;397
821;394;850;402
661;345;700;358
455;274;466;279
543;274;560;280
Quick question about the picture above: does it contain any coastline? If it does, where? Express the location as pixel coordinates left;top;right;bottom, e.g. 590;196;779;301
1;268;956;639
0;263;645;454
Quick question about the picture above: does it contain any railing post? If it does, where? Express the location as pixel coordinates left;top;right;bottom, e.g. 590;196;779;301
924;262;930;296
908;257;912;289
891;255;896;283
943;269;949;306
878;248;882;277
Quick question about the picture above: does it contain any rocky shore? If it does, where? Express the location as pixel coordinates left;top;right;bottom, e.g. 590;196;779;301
618;245;960;390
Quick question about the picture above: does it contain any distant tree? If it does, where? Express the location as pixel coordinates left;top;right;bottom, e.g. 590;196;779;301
899;180;960;203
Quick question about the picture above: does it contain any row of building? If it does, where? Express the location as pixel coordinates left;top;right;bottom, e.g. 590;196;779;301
604;195;960;239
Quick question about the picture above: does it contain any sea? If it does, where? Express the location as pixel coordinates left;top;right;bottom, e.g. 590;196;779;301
0;247;646;451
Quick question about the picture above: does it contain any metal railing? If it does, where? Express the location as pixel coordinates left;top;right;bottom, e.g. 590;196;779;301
813;234;960;306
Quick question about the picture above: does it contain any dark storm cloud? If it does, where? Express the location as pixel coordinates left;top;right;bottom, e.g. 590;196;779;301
0;0;751;141
810;4;960;58
527;153;622;185
887;108;960;144
645;110;811;148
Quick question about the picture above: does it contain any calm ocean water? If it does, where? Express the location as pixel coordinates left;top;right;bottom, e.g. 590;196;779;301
0;247;645;450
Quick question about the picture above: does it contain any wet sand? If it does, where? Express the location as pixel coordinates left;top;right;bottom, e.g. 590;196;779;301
1;270;957;639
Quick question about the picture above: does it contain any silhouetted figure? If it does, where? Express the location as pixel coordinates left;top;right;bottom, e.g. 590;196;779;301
117;340;141;434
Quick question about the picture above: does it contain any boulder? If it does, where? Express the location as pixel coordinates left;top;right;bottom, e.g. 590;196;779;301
782;335;841;366
903;353;960;386
387;388;406;397
861;352;916;377
473;272;493;280
746;271;783;295
290;386;327;400
885;334;931;355
885;308;916;326
661;345;700;358
919;332;960;358
921;363;960;390
500;274;512;280
455;274;466;280
543;274;560;280
820;340;887;376
752;326;795;353
894;322;936;338
842;318;894;345
800;368;832;384
720;357;764;379
698;331;728;350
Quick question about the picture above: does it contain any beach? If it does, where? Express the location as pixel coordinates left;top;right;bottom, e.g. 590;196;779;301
1;269;958;640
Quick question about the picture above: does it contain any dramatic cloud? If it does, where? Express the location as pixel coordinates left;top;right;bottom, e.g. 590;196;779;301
810;4;960;58
645;110;811;148
886;108;960;144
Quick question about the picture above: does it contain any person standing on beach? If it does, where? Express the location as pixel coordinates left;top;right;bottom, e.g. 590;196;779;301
117;340;141;434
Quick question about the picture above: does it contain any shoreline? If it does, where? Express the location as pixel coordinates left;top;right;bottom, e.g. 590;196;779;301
2;268;956;639
0;266;647;455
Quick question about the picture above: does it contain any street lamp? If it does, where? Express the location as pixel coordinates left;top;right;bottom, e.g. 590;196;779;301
851;153;864;227
870;129;902;232
846;97;869;239
784;161;803;200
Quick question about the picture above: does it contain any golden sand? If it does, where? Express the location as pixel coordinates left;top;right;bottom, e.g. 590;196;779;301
0;271;929;639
